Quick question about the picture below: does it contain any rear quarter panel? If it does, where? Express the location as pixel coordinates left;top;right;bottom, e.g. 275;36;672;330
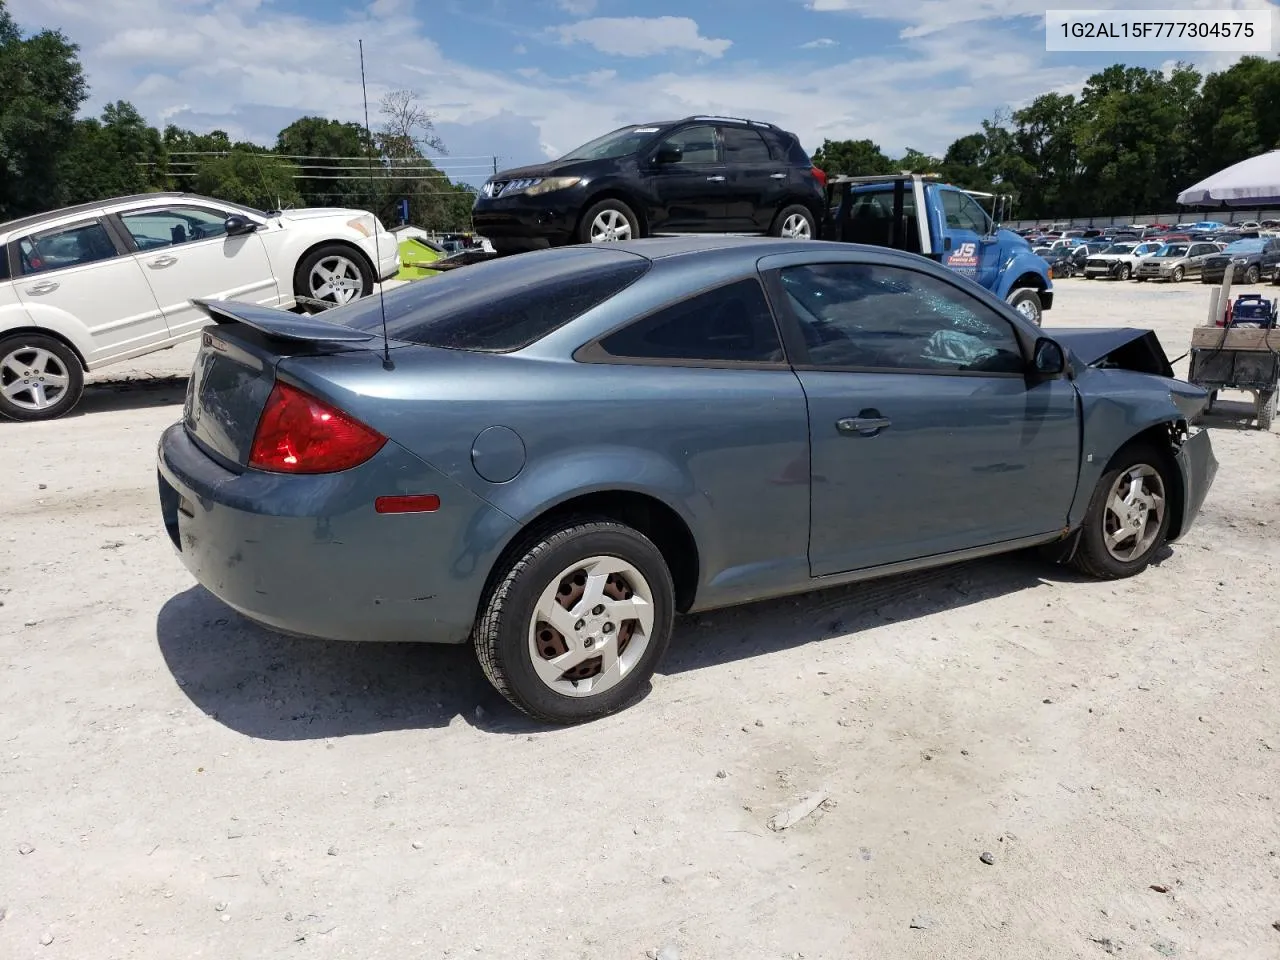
282;348;814;612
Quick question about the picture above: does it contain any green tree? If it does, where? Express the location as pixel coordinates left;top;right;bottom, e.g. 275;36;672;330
811;138;895;177
191;151;302;210
276;116;373;208
58;101;168;204
0;0;87;219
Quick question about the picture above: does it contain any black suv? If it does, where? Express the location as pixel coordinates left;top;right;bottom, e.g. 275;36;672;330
471;116;826;254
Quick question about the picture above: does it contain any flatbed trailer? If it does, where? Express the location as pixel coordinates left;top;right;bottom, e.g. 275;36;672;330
1188;324;1280;430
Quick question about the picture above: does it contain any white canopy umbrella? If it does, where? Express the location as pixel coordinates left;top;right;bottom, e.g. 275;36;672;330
1177;149;1280;206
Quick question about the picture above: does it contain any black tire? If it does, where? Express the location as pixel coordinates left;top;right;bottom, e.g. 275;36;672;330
292;244;374;307
1070;443;1173;580
1171;265;1185;282
577;199;640;245
1243;264;1261;285
0;333;85;422
1117;263;1132;281
474;519;675;723
1258;390;1276;432
770;204;817;240
1006;288;1043;325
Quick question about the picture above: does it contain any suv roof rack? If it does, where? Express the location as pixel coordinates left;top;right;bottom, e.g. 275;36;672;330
682;115;780;130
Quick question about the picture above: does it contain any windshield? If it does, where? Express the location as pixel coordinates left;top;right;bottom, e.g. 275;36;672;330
1102;244;1135;254
1156;244;1188;257
560;125;662;162
1225;239;1265;254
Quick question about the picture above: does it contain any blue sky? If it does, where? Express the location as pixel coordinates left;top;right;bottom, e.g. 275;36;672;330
9;0;1279;187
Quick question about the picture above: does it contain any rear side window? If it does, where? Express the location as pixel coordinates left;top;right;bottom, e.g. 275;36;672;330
721;127;772;164
18;220;119;275
595;278;783;364
338;249;649;352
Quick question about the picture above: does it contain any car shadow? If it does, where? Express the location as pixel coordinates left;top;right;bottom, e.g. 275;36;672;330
76;375;188;416
157;553;1087;739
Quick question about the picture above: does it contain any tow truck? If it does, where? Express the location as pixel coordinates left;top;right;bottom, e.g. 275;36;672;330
823;173;1054;324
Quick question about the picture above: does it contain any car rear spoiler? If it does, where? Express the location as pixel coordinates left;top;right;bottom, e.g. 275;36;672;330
192;299;378;343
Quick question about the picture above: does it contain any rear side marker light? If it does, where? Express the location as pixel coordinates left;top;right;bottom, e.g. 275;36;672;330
375;495;441;514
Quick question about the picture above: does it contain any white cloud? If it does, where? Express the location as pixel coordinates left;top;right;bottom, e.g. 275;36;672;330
553;16;732;58
556;0;597;13
5;0;1274;187
800;38;837;48
513;44;527;54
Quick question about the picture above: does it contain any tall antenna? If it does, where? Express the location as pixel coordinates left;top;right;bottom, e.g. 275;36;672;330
359;38;393;369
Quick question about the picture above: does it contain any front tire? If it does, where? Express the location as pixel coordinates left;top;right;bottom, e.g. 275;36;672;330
1007;288;1043;325
1243;264;1261;285
0;334;85;422
1070;444;1172;580
293;244;373;308
770;205;816;240
1171;265;1185;282
1117;263;1132;281
578;199;639;244
475;520;675;723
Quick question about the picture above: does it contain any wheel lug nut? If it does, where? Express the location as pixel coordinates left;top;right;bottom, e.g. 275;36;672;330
584;637;595;649
574;619;585;631
602;622;615;634
592;605;604;616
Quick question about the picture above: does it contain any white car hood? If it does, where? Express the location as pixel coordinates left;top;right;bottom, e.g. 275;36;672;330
276;207;373;222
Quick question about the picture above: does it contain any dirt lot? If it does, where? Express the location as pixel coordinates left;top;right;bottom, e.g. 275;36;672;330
2;277;1278;960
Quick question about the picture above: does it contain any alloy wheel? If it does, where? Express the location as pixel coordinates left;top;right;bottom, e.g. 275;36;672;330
0;346;72;413
308;255;365;304
589;210;633;243
1101;464;1166;562
780;213;812;239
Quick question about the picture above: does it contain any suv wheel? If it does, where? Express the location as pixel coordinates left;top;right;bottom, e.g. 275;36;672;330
771;205;816;240
1243;264;1261;284
0;334;85;422
579;200;639;244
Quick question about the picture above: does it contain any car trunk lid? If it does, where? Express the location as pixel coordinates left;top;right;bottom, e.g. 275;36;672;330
183;300;389;467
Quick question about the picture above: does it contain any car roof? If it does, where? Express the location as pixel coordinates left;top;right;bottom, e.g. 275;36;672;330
608;236;819;259
0;192;207;237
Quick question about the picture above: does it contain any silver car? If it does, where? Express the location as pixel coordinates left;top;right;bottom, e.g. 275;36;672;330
1134;241;1224;282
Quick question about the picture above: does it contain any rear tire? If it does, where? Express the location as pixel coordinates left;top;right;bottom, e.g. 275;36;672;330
0;334;85;422
1070;444;1173;580
474;520;675;723
770;205;816;240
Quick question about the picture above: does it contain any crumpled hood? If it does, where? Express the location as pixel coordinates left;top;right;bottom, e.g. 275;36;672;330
1043;327;1175;379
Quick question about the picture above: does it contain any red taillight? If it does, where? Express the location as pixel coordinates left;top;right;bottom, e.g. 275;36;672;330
811;165;827;187
248;381;386;474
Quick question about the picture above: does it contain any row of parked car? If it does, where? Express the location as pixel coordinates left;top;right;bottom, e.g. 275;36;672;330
1036;236;1280;285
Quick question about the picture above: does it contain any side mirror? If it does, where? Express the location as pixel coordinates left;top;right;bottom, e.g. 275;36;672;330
1033;337;1066;377
653;145;683;165
224;215;257;236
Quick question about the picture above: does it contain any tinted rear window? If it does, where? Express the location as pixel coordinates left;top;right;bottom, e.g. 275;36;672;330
338;249;650;352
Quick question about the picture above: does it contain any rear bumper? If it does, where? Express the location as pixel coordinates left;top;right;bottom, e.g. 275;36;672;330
156;423;517;644
1171;427;1217;541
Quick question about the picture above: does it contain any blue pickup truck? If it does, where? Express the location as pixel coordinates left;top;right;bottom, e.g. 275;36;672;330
824;174;1054;324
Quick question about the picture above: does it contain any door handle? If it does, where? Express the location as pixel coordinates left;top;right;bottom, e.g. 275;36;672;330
706;175;725;182
149;255;178;267
26;280;59;295
836;416;892;436
770;172;788;180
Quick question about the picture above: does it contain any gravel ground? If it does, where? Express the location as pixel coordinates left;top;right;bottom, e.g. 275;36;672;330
2;275;1278;960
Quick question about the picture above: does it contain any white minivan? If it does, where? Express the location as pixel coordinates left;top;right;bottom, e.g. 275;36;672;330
0;192;400;420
